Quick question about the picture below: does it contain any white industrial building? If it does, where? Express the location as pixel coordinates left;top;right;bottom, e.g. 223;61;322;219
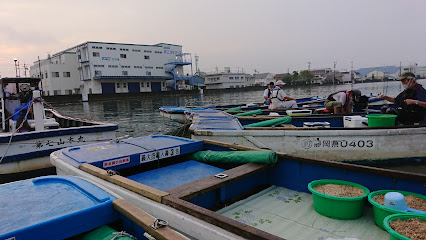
30;41;193;96
204;68;248;89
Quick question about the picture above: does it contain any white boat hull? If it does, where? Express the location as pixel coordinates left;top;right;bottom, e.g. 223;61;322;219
51;151;244;240
192;127;426;162
160;111;188;123
0;130;116;174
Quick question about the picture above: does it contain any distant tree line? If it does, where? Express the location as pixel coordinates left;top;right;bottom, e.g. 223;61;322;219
280;70;314;85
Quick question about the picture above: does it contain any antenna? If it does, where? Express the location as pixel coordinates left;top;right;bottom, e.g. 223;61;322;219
38;56;44;90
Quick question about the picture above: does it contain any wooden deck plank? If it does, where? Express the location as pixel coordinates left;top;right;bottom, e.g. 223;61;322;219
167;162;268;200
79;163;169;202
113;199;187;240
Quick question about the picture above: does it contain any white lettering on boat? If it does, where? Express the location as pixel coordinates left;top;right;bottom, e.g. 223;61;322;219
140;147;180;163
299;138;375;150
103;157;130;168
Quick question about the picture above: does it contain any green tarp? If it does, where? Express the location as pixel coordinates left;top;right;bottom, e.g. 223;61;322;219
244;116;292;128
225;106;242;112
190;150;277;164
234;109;263;116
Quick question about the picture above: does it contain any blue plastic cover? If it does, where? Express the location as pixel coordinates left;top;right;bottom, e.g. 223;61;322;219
61;135;204;170
0;176;117;240
127;160;224;191
159;106;191;113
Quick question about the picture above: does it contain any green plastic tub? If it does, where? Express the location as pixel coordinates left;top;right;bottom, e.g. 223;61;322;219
366;114;397;127
308;179;370;220
368;190;426;230
383;214;426;240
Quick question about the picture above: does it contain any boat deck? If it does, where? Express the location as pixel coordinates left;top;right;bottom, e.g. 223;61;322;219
218;185;388;240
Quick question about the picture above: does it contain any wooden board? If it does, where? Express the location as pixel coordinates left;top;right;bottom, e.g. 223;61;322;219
113;199;187;240
79;163;169;202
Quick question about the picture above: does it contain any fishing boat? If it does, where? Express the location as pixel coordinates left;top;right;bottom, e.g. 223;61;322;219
159;97;326;123
51;135;425;240
0;77;117;181
189;109;426;163
0;175;187;240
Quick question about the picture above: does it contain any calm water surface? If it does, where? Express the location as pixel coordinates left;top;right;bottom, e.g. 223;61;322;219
52;80;426;174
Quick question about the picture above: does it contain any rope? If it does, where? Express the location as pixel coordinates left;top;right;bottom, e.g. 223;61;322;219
0;100;34;164
111;231;137;240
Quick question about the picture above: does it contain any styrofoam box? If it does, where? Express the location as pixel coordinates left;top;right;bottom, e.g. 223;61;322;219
303;122;330;128
344;116;368;128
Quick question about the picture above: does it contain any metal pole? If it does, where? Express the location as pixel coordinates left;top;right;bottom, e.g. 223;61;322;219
38;56;44;90
14;58;18;77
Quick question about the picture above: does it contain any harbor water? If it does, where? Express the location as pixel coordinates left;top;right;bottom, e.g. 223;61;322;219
51;80;426;174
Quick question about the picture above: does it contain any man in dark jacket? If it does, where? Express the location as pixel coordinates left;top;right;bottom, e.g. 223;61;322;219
379;72;426;125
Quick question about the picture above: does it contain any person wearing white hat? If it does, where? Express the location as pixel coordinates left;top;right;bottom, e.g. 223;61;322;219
269;80;298;110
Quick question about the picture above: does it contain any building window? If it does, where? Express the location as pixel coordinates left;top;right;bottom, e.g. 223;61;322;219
122;71;128;76
241;76;244;79
116;83;120;88
45;72;48;78
65;89;73;95
145;66;153;69
120;54;126;58
132;49;141;52
120;48;129;51
92;46;102;49
147;82;150;87
123;82;127;88
106;47;116;50
162;82;165;87
63;72;71;77
94;65;104;68
155;51;162;54
93;52;100;57
108;65;118;68
95;70;102;76
140;82;144;87
235;77;239;79
229;77;234;79
144;55;150;60
144;50;152;53
52;72;59;78
54;90;62;95
156;67;164;69
146;71;151;76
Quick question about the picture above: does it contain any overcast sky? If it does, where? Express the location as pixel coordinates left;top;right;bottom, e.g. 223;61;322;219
0;0;425;77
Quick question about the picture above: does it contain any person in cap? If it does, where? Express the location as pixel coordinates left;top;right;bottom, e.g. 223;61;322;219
379;71;426;125
324;89;362;114
263;82;275;105
269;80;298;110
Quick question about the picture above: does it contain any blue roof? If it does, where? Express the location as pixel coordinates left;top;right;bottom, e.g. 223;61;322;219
356;66;400;76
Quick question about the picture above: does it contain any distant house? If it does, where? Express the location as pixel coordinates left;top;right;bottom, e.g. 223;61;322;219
254;73;274;86
310;68;332;84
274;73;291;81
204;68;247;89
358;66;401;80
244;74;255;86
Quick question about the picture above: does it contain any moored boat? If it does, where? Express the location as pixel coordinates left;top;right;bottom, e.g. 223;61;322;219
51;135;425;240
0;175;187;240
190;111;426;163
0;77;117;182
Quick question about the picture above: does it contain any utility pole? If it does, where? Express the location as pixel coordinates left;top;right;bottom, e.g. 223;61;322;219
23;63;28;77
333;61;337;85
351;61;353;83
14;58;18;77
